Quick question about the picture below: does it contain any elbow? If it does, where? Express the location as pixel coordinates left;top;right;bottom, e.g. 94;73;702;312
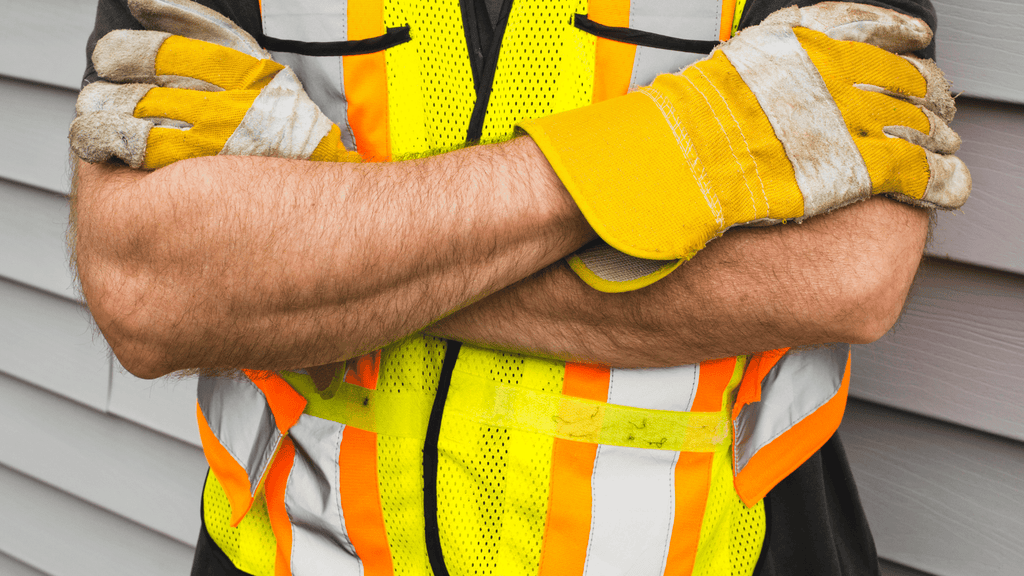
80;265;180;379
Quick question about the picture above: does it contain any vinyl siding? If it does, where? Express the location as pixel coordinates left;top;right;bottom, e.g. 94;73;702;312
0;1;1020;575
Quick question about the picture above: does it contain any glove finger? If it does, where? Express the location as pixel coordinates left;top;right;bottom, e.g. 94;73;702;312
127;0;266;58
766;2;932;53
136;86;255;127
76;81;155;116
70;110;154;169
95;30;221;90
144;124;227;170
917;150;971;209
796;29;928;100
883;106;961;155
154;36;284;91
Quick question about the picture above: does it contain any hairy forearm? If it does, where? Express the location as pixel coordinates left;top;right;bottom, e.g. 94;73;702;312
430;196;930;367
73;138;593;377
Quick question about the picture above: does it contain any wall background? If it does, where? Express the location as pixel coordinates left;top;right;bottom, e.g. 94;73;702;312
0;0;1020;574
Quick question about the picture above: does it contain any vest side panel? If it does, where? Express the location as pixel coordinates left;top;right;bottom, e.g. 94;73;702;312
628;0;723;89
734;348;851;506
733;346;850;473
198;373;287;524
286;415;364;575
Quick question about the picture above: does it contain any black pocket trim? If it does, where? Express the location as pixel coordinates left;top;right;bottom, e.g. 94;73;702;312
258;25;411;57
574;14;719;54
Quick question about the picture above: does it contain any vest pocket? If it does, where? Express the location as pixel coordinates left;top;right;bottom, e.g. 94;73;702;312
257;26;412;56
574;14;719;54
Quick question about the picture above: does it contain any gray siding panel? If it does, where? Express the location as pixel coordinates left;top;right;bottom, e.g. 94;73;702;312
0;463;194;576
842;399;1024;576
0;75;77;194
0;178;77;301
0;0;96;90
108;364;202;447
850;258;1024;443
0;551;49;576
928;99;1024;275
934;0;1024;104
0;371;206;545
0;277;109;410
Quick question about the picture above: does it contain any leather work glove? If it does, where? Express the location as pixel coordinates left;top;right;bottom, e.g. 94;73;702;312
519;2;971;293
70;0;358;170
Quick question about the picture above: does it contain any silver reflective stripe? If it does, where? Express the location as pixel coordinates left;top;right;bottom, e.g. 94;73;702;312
583;364;700;576
261;0;356;150
629;0;721;89
285;414;363;575
608;364;700;412
198;373;282;495
733;346;849;472
719;27;872;216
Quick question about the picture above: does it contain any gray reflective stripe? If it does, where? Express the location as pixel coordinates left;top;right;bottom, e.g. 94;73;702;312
608;363;700;412
582;364;701;576
285;414;362;575
629;0;722;89
198;374;282;495
261;0;356;150
584;446;678;576
733;346;849;473
719;27;872;217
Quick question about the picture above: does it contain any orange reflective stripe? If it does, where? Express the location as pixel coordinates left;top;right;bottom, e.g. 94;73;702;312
691;356;738;412
338;427;394;576
734;351;850;507
719;0;737;41
243;369;307;434
345;350;382;390
732;348;788;421
265;438;295;576
345;0;390;161
197;402;257;526
590;0;636;103
537;363;610;576
664;452;714;574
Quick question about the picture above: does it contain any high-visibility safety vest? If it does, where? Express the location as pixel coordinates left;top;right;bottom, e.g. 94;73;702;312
195;1;853;575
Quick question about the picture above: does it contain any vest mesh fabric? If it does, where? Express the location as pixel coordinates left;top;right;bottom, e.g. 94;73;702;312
377;335;448;576
204;471;277;576
693;448;765;576
481;0;596;141
385;0;479;157
437;348;567;576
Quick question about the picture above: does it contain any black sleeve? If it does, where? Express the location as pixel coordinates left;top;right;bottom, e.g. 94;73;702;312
82;0;263;88
737;0;937;59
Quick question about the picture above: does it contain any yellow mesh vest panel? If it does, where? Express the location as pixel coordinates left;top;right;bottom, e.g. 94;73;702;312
204;470;277;576
692;450;765;576
481;0;596;141
377;334;448;576
384;0;478;157
437;347;566;576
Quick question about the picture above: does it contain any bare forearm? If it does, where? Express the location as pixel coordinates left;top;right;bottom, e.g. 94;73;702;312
430;197;930;367
73;138;593;377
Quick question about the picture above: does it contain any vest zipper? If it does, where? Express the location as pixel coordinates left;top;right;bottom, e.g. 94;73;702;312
423;340;463;576
464;0;514;142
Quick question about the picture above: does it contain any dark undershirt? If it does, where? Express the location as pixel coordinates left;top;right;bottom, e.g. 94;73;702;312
84;1;936;574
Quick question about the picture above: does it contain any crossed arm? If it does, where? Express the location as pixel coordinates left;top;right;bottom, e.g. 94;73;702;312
73;137;929;379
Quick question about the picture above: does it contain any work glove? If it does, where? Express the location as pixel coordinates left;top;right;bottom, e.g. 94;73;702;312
519;2;971;293
70;0;358;170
